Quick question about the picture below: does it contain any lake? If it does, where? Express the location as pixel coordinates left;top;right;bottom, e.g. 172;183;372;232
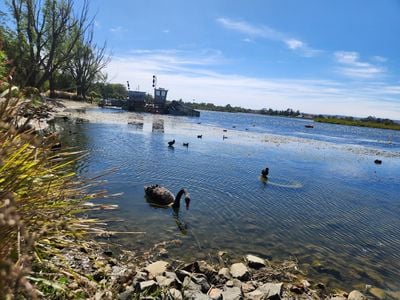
59;108;400;293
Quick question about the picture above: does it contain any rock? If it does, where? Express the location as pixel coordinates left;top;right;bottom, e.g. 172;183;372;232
248;282;282;300
164;271;178;280
300;279;311;288
226;280;234;287
118;287;134;300
169;288;183;300
246;255;266;269
144;261;169;278
198;260;218;276
218;267;231;280
191;274;211;293
348;290;366;300
155;275;175;287
222;286;242;300
138;280;157;292
182;276;202;293
242;281;257;293
182;261;200;273
175;269;192;282
368;287;386;299
134;271;148;282
289;284;305;294
329;297;346;300
208;287;223;300
230;263;250;281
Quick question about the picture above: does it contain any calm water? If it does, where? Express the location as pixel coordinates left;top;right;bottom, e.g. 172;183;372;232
60;109;400;292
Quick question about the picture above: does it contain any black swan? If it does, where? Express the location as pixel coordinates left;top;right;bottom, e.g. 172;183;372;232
183;143;189;147
261;167;269;178
144;185;191;210
168;139;175;147
374;159;382;165
197;135;202;139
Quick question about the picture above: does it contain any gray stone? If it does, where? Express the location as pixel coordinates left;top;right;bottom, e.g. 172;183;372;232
246;255;266;269
198;260;217;276
218;267;231;280
244;289;265;300
118;287;134;300
208;287;223;300
230;263;250;281
242;281;257;293
329;297;346;300
138;280;157;292
226;280;234;287
183;276;202;293
145;261;169;278
169;288;183;300
222;286;242;300
248;282;282;300
165;271;177;280
155;275;175;287
348;290;366;300
135;271;148;282
192;275;211;293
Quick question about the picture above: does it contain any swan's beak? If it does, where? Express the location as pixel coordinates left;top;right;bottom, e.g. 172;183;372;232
185;197;191;210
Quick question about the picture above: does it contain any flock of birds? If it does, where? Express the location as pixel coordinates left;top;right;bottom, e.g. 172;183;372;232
166;129;229;149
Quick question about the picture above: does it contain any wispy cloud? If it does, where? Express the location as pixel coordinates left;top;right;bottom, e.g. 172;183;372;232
216;17;321;57
334;51;386;79
105;49;400;119
162;29;170;34
109;26;126;34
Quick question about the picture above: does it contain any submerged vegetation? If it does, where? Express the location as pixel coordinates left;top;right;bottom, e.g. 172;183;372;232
314;116;400;131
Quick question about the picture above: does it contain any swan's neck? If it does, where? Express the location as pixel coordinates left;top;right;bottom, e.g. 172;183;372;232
172;188;188;209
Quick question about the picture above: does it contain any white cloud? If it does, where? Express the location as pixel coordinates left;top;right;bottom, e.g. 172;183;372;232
105;50;400;119
217;17;321;57
371;55;388;63
109;26;126;33
334;51;386;79
162;29;170;34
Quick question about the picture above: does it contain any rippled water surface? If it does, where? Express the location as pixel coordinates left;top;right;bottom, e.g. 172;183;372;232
60;109;400;292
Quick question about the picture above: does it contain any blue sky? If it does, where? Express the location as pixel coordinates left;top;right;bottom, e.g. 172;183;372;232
2;1;400;118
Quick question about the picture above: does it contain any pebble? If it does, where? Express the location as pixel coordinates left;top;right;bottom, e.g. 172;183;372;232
230;262;250;280
246;254;266;269
348;290;366;300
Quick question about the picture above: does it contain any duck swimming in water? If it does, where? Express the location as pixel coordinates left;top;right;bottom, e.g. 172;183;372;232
144;185;191;210
261;167;269;179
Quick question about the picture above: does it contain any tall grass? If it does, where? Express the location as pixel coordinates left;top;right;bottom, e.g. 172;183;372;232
0;82;101;298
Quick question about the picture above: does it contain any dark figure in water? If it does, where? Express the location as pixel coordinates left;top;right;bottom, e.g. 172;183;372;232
197;135;202;139
183;143;189;147
374;159;382;165
168;139;175;147
261;167;269;179
144;185;191;210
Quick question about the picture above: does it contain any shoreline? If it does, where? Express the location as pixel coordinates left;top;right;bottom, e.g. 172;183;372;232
38;100;398;299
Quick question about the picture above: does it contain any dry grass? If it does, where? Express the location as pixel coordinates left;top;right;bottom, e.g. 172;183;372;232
0;82;105;298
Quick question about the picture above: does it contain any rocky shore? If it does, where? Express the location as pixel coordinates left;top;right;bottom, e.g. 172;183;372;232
42;235;388;300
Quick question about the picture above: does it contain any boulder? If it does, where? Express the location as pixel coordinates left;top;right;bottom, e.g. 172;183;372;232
222;286;242;300
230;263;250;281
348;290;366;300
246;255;266;269
144;261;169;278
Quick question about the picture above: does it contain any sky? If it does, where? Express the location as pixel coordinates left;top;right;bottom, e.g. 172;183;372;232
2;0;400;118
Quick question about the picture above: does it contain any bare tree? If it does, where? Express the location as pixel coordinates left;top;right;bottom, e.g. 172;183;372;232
7;0;90;91
67;25;110;99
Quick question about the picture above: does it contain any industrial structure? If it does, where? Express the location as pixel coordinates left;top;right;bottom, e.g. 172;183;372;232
100;76;199;117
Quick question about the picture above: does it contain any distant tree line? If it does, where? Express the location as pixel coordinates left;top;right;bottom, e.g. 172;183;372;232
0;0;109;100
176;100;302;117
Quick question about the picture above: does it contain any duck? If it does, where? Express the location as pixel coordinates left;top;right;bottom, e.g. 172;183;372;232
223;135;228;140
168;139;175;147
144;185;191;210
374;159;382;165
261;167;269;178
197;135;202;139
183;143;189;147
